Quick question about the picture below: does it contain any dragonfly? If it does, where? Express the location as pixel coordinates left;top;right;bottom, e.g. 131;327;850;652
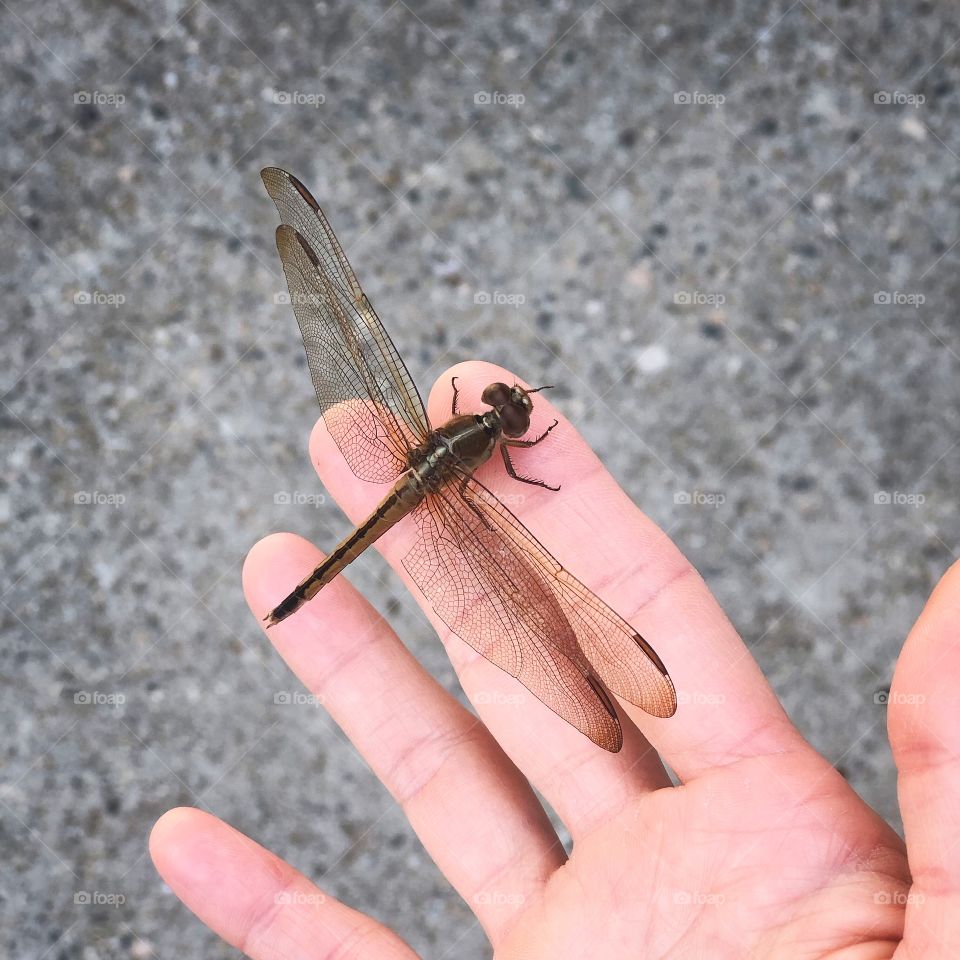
260;167;677;751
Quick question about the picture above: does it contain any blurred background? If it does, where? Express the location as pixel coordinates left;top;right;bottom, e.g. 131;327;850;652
3;0;958;955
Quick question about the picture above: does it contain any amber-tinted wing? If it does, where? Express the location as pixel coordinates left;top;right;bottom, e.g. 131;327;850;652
263;168;429;482
403;477;676;751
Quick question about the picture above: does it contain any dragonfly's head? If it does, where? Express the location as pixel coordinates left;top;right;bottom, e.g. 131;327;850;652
481;382;552;438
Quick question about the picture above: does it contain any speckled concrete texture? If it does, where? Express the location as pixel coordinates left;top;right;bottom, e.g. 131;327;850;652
2;0;958;956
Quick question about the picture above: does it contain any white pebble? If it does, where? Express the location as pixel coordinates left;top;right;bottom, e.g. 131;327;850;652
635;344;669;374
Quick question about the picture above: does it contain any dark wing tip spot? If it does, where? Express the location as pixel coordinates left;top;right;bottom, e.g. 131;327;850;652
633;632;669;676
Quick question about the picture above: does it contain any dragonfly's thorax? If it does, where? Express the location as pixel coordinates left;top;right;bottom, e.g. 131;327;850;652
407;414;499;490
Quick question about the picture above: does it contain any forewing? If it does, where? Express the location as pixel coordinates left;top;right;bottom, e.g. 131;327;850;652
403;484;624;751
272;224;420;482
263;167;429;460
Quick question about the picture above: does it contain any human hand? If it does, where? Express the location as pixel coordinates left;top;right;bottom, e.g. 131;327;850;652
151;361;957;958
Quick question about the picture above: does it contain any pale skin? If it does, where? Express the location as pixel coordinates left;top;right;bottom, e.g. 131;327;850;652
151;361;960;958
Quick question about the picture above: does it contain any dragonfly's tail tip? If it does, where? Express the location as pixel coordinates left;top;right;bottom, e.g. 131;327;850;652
263;598;302;629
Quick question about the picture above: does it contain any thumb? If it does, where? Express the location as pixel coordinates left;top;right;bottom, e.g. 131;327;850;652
889;559;960;952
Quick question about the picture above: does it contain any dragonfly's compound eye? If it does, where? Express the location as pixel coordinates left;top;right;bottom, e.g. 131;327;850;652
512;387;533;411
500;402;530;437
481;382;512;408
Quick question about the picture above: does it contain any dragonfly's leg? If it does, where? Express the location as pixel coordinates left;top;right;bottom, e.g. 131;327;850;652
450;376;461;415
500;445;560;492
503;419;559;448
459;475;496;530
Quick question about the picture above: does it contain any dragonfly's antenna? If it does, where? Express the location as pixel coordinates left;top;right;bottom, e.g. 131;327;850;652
527;384;554;394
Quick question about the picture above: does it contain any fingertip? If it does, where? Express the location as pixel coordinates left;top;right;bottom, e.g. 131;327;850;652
244;531;294;582
427;360;528;423
888;559;960;915
149;806;308;950
890;558;960;752
893;556;960;686
926;556;960;609
431;359;503;390
242;532;321;617
149;806;211;878
243;531;299;590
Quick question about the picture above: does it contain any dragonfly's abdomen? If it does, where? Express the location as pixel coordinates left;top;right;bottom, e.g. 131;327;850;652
264;475;422;627
266;422;494;628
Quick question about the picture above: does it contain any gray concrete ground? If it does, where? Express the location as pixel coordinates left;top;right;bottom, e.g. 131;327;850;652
2;0;958;956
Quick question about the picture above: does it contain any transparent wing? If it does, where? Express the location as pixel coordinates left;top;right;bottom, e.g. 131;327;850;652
461;475;677;718
402;474;677;749
403;482;624;751
263;167;429;482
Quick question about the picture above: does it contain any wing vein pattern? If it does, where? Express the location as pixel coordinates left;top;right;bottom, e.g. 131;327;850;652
263;166;429;482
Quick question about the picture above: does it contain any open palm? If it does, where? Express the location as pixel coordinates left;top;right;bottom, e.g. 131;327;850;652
151;362;957;958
